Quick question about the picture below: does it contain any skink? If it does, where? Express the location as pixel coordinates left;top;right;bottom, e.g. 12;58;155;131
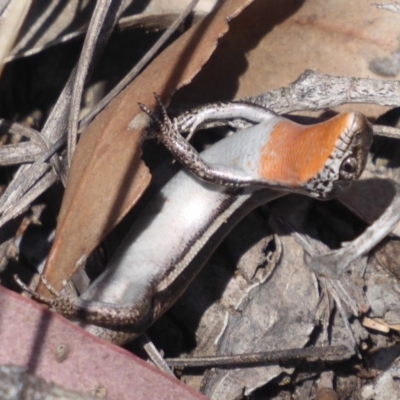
19;100;374;345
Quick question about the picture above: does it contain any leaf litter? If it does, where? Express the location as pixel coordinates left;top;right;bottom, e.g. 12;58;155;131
1;1;400;399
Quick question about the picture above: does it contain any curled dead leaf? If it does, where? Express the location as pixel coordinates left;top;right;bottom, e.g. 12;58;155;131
38;0;254;296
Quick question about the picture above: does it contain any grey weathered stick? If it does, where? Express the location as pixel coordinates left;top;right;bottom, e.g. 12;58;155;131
0;121;45;164
0;138;64;216
0;71;73;229
373;125;400;139
139;334;175;377
67;0;126;165
247;70;400;114
166;345;352;368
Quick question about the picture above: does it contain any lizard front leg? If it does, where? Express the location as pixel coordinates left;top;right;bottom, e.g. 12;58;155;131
140;95;270;188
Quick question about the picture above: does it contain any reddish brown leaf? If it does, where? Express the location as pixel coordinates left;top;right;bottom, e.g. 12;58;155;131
39;0;254;296
0;286;206;399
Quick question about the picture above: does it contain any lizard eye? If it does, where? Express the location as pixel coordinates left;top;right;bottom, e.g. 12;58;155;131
339;156;358;180
353;131;363;142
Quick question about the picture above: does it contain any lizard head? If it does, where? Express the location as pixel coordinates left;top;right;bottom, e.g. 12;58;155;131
259;112;373;200
301;112;373;199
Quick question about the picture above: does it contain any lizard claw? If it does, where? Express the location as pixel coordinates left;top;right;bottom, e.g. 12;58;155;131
139;93;177;141
138;101;159;124
139;93;168;125
140;93;201;142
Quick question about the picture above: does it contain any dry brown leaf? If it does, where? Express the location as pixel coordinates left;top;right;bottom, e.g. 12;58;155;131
39;0;254;296
175;0;399;117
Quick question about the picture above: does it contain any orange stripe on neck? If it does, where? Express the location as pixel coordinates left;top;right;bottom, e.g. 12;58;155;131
259;113;354;186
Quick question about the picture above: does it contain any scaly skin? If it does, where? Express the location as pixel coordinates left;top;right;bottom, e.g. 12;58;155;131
17;99;376;344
